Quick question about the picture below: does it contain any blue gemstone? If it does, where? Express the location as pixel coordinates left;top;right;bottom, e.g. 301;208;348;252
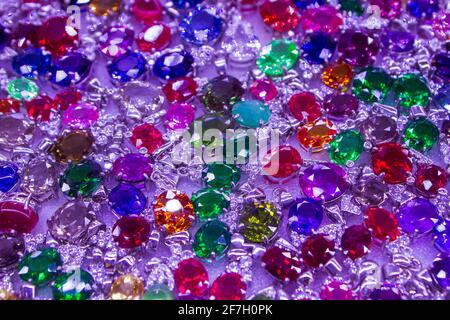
0;163;20;193
381;30;415;53
49;52;91;87
173;0;203;9
407;0;440;19
108;183;147;216
153;50;194;80
288;198;323;235
435;85;450;112
0;26;10;51
434;219;450;254
179;7;224;46
108;51;146;83
12;48;52;78
432;53;450;83
431;254;450;289
293;0;327;9
301;33;336;64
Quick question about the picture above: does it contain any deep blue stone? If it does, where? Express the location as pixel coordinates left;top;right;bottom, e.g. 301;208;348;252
369;285;402;300
407;0;440;19
381;30;415;53
293;0;327;9
173;0;203;9
108;51;146;83
12;48;52;78
0;163;20;193
431;254;450;289
153;50;194;80
49;52;91;87
434;219;450;254
179;7;224;46
435;85;450;112
301;33;336;64
432;53;450;83
0;26;10;51
108;183;147;216
288;198;323;235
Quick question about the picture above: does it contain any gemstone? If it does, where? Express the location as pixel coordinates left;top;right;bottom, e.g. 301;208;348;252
393;73;430;108
22;157;55;199
407;0;439;19
415;164;448;197
329;130;365;165
337;31;380;67
131;0;163;25
0;115;34;150
190;113;235;148
320;280;355;300
12;23;38;49
299;163;350;202
53;269;95;300
341;225;372;260
371;142;413;184
173;258;209;297
369;0;402;19
152;50;194;80
165;103;195;130
193;220;231;260
112;153;152;182
25;95;56;122
259;0;300;32
398;198;439;235
109;274;145;300
0;289;16;300
442;120;450;138
300;5;343;34
365;207;399;242
179;7;224;46
12;48;51;78
53;89;82;111
0;98;20;114
323;93;359;120
108;51;146;83
49;130;94;164
7;78;39;101
173;0;202;8
431;12;450;41
62;103;99;129
339;0;364;15
37;16;78;56
297;118;337;152
292;0;326;9
353;178;388;206
434;85;450;112
153;190;194;234
288;198;323;235
239;201;280;243
18;248;62;286
210;273;246;300
262;145;303;180
137;22;171;52
131;123;164;154
301;234;335;267
120;81;165;114
49;52;92;87
109;184;147;216
0;200;38;234
232;100;271;128
250;78;278;102
59;160;102;198
288;92;322;122
322;61;353;90
143;284;174;300
432;53;450;83
301;33;336;65
89;0;122;16
257;39;300;77
0;234;25;269
430;254;450;290
352;67;393;103
434;220;450;254
112;216;151;248
203;163;241;189
200;75;244;112
191;188;230;221
262;246;302;282
162;76;197;103
403;118;439;152
361;115;397;144
0;163;20;193
99;26;134;58
381;30;415;53
369;284;402;300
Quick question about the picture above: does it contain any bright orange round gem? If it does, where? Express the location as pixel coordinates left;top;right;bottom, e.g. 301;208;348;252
89;0;122;16
322;61;353;90
153;190;194;234
297;118;337;152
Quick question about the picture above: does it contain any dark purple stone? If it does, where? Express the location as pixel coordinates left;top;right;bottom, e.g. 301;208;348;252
323;93;359;120
369;284;402;300
112;153;153;182
288;198;323;235
431;254;450;289
434;219;450;254
381;30;415;53
0;26;10;51
337;31;379;67
432;53;450;82
397;198;439;235
49;52;92;87
442;120;450;138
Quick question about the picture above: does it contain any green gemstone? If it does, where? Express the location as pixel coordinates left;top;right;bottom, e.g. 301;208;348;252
52;269;95;300
222;130;253;164
339;0;364;15
18;247;62;286
403;117;439;152
353;67;393;103
192;188;230;221
7;78;39;101
192;220;231;260
59;160;102;198
329;130;365;165
252;294;272;300
232;100;271;128
393;73;430;108
239;201;280;243
257;39;300;77
142;284;174;300
203;163;241;189
189;113;235;148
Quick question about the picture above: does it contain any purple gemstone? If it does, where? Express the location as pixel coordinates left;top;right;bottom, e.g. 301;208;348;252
49;52;92;87
165;103;196;130
299;163;350;202
112;153;153;182
62;103;99;129
381;29;415;53
442;120;450;138
337;31;379;67
288;198;323;235
369;284;402;300
323;93;359;120
432;53;450;83
434;220;450;254
431;254;450;289
397;198;439;235
99;26;134;58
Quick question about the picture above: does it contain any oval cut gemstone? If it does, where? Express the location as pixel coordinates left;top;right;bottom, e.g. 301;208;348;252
262;145;303;180
109;274;145;300
99;26;134;58
362;115;397;144
371;142;412;184
432;53;450;83
137;22;171;52
300;5;343;34
59;160;102;198
165;102;195;130
381;30;415;53
193;220;231;260
337;31;379;67
328;130;365;165
18;247;63;286
37;16;78;56
352;67;393;103
393;73;430;108
288;198;323;235
403;118;439;152
203;163;241;189
398;198;439;235
288;92;322;122
108;51;146;83
259;0;300;32
297;118;337;152
257;39;300;77
131;123;163;155
49;130;94;164
353;178;388;207
415;164;448;197
49;52;91;87
53;89;82;111
320;280;355;300
239;201;280;243
25;95;55;122
153;190;194;234
173;258;209;298
341;225;372;260
179;7;224;46
7;78;39;101
369;284;403;300
210;273;246;300
0;234;25;269
430;254;450;290
364;207;399;242
191;188;230;221
62;103;99;129
112;216;151;248
262;246;302;282
323;93;359;120
369;0;402;19
232;100;270;128
112;153;152;182
131;0;163;25
162;76;197;103
200;75;244;112
0;114;35;150
301;234;335;267
321;60;353;90
109;183;147;216
0;200;38;234
250;78;278;102
301;33;336;65
53;269;95;300
12;48;51;78
0;163;20;193
0;98;20;114
434;220;450;254
153;50;194;80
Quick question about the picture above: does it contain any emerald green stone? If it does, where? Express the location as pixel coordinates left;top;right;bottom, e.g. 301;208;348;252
18;247;62;286
222;130;252;164
52;269;95;300
353;67;393;103
257;39;300;77
192;188;230;221
339;0;364;15
192;220;231;260
7;78;39;101
329;130;365;165
239;201;280;243
59;159;102;198
403;117;439;152
203;163;241;189
393;73;430;108
232;100;271;128
142;284;174;300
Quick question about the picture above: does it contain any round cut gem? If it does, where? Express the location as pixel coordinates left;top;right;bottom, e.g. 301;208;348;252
232;100;270;128
432;53;450;83
362;115;397;144
137;22;171;52
239;201;280;243
262;246;302;282
365;207;399;242
12;48;51;78
398;198;439;235
381;29;415;53
259;0;300;33
153;190;194;234
89;0;122;16
108;51;146;83
25;95;55;122
301;234;335;267
37;16;78;56
109;274;144;300
415;164;448;197
434;220;450;254
162;76;197;103
371;142;412;184
0;234;25;269
337;31;379;67
288;92;322;122
0;98;20;114
301;33;336;65
321;60;353;90
369;0;402;19
262;145;303;180
191;188;230;221
53;269;95;300
18;247;62;286
22;157;56;200
99;26;134;58
143;284;174;300
53;89;82;111
352;67;393;103
131;123;163;155
0;163;20;193
112;153;152;182
59;160;102;198
7;78;39;101
297;118;337;152
300;5;343;34
112;216;151;248
393;73;430;108
353;178;388;206
250;78;278;102
341;225;372;260
403;118;439;152
165;103;195;130
257;39;300;77
329;130;365;165
200;75;244;112
320;280;355;300
153;50;194;80
49;52;91;87
210;273;246;300
109;183;147;216
407;0;439;19
193;220;231;260
323;93;359;120
179;7;224;46
288;198;323;235
203;163;241;189
49;130;94;164
62;103;99;129
173;258;209;298
430;254;450;290
131;0;163;25
0;200;38;234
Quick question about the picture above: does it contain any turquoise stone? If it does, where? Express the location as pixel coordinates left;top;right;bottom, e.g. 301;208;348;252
232;100;271;128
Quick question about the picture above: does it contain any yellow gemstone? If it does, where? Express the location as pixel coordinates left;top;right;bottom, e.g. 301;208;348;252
297;118;337;152
89;0;122;16
109;274;144;300
0;289;17;300
322;61;353;91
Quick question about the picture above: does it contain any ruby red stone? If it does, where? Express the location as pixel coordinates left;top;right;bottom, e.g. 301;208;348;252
37;16;78;56
250;78;278;102
337;31;380;67
262;246;302;282
320;280;355;300
0;98;20;114
415;164;449;197
131;0;163;25
259;0;300;33
25;95;56;122
173;258;209;298
371;142;413;184
0;200;38;234
323;93;359;120
162;76;198;103
131;123;164;155
136;22;171;52
53;89;82;111
300;5;343;34
12;23;39;49
365;207;399;241
210;273;246;300
341;225;372;260
301;234;335;268
262;145;303;180
112;216;150;249
288;92;322;122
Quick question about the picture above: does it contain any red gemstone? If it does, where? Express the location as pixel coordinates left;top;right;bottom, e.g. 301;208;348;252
131;123;164;154
0;200;39;234
210;273;247;300
53;89;83;111
37;16;78;56
112;216;151;249
162;76;198;103
301;234;335;268
12;23;39;49
341;225;372;260
260;0;300;33
364;207;399;242
372;142;413;184
131;0;163;25
262;145;303;180
0;98;20;114
288;92;322;122
136;22;171;52
414;164;449;197
262;246;302;281
173;258;209;298
25;95;56;122
250;78;278;102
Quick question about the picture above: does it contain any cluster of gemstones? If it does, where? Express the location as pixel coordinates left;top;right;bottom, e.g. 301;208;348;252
0;0;449;301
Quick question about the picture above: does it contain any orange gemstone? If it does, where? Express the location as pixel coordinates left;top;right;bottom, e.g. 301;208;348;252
89;0;122;16
153;190;194;234
297;118;337;152
322;61;353;90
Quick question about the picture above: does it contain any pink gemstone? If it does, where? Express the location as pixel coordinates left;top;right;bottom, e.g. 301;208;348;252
250;78;278;102
210;273;247;300
320;280;355;300
99;26;134;58
369;0;402;19
63;103;99;129
431;12;450;41
131;0;163;25
323;93;359;120
136;22;171;52
173;258;209;298
0;200;38;234
165;103;196;130
300;5;343;34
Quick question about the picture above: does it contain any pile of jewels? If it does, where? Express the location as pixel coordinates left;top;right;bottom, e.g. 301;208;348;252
0;0;449;301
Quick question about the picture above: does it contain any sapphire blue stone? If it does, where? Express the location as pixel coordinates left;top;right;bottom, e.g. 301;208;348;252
432;53;450;83
173;0;203;9
288;198;323;235
435;85;450;112
407;0;440;19
49;52;91;87
301;33;336;64
179;7;224;46
108;183;147;216
108;51;146;83
0;163;20;193
153;50;194;80
293;0;327;9
434;219;450;254
12;48;52;78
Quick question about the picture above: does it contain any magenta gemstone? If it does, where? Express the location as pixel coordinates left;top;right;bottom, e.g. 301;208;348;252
62;103;99;129
337;31;380;67
320;280;355;300
369;0;402;19
165;103;196;130
300;5;343;34
99;26;134;58
397;198;439;235
131;0;164;25
0;200;39;234
431;12;450;41
112;153;153;182
323;93;359;120
250;78;278;102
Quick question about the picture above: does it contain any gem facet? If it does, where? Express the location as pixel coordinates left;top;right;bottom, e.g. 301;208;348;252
37;16;78;56
321;61;353;90
25;95;55;122
153;190;194;234
257;39;300;77
232;100;271;128
297;118;337;152
109;183;147;216
200;75;244;112
288;92;322;122
328;130;365;165
191;188;230;221
131;0;163;25
300;5;343;34
337;31;379;67
259;0;300;32
301;33;336;65
108;51;146;83
153;50;194;80
179;7;224;46
415;164;448;197
301;234;335;268
398;198;439;235
12;48;51;78
7;78;39;101
288;198;323;235
393;73;430;108
352;67;393;103
53;269;95;300
250;78;278;102
49;130;94;164
323;93;359;120
403;118;439;152
320;280;355;300
109;274;145;300
112;216;151;248
112;153;152;183
0;163;20;193
165;103;195;130
365;207;399;242
430;254;450;290
62;103;99;129
193;220;231;260
362;115;397;144
162;76;197;103
59;160;102;198
173;258;209;298
99;26;134;58
239;201;280;243
18;247;62;286
131;123;164;155
210;273;246;300
371;143;413;184
137;22;171;52
203;163;241;189
262;246;302;282
49;53;91;87
341;225;372;260
0;200;38;234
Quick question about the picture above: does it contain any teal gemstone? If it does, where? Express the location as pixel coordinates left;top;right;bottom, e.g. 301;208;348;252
232;100;271;128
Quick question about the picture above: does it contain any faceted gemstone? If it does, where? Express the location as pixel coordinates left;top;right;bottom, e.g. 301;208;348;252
329;130;365;165
112;153;152;182
131;0;163;25
299;163;350;202
301;33;336;65
369;284;402;300
99;26;134;58
250;78;278;102
173;258;209;297
362;115;397;144
210;273;246;300
431;12;450;41
18;248;62;286
262;145;303;180
381;30;415;53
371;142;412;184
143;284;174;300
152;50;194;80
407;0;439;19
0;289;16;300
321;61;353;90
0;200;38;234
415;164;448;197
353;178;388;206
25;95;56;122
0;115;34;150
63;103;99;129
434;85;450;112
262;246;302;282
162;76;197;103
259;0;300;33
165;103;195;130
49;130;94;164
120;81;165;114
137;22;171;52
53;89;82;111
293;0;326;9
0;98;20;114
0;234;25;269
393;73;430;108
300;5;343;34
37;16;78;56
173;0;202;8
353;67;393;103
341;225;372;260
320;280;355;300
131;123;163;154
239;201;280;243
12;23;38;49
12;48;51;78
232;100;270;128
297;118;337;152
301;234;335;267
398;198;439;235
257;39;300;77
222;130;253;164
337;31;380;67
53;269;95;300
193;220;231;260
112;216;151;248
108;51;146;83
191;188;230;221
203;163;241;189
190;113;235;148
403;118;439;152
153;190;194;234
22;157;56;199
109;184;147;216
0;163;20;193
432;53;450;83
89;0;122;16
430;254;450;290
288;92;322;122
7;78;39;101
179;7;224;46
339;0;364;15
49;53;92;87
200;75;244;112
59;160;102;198
369;0;402;19
288;198;323;235
365;207;399;242
323;93;359;120
434;220;450;254
109;274;145;300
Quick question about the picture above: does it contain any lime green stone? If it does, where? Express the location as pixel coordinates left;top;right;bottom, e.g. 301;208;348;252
7;78;39;101
18;247;62;286
329;130;365;165
52;269;95;300
192;188;230;221
339;0;364;15
403;117;439;152
142;284;174;300
192;220;231;260
353;67;393;103
239;201;280;243
257;39;300;77
203;163;241;189
393;73;430;108
59;160;102;198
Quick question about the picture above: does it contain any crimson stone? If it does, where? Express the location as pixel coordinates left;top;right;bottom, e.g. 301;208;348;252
0;98;20;114
12;23;39;49
131;123;163;154
131;0;163;25
173;258;209;298
262;145;303;180
288;92;322;122
320;280;355;300
37;16;78;56
0;200;38;234
415;164;449;197
371;142;413;184
210;273;246;300
337;31;379;67
112;216;151;249
301;234;336;268
365;207;399;242
323;93;359;120
259;0;300;32
250;78;278;102
25;95;56;122
262;246;302;282
162;76;197;103
136;22;171;52
53;90;82;111
341;225;372;260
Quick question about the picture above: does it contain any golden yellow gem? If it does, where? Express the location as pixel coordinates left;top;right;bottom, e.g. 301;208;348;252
109;274;144;300
322;61;353;91
297;118;338;153
0;289;17;300
89;0;122;16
